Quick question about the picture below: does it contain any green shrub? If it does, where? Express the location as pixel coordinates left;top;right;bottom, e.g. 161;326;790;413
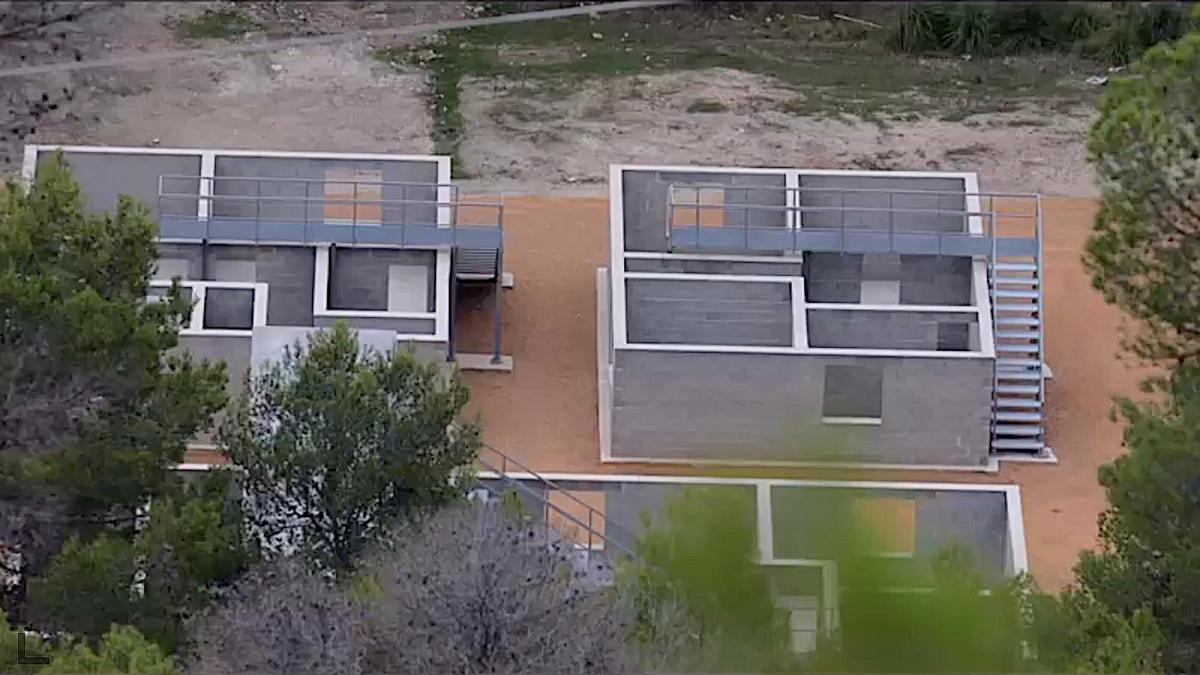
50;625;174;674
174;7;261;41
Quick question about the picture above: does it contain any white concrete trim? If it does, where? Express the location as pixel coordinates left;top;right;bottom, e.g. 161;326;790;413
20;145;38;186
476;470;1015;491
198;151;215;219
609;165;629;349
623;251;804;264
436;156;451;229
615;164;981;182
963;172;984;236
785;170;802;230
26;143;447;163
393;333;451;343
806;302;979;313
597;267;614;462
756;483;773;562
151;279;267;334
317;309;437;320
625;271;796;284
434;250;451;341
1005;488;1030;574
179;329;252;338
175;463;220;471
596;453;1000;474
791;278;808;349
313;244;330;319
617;343;992;359
972;259;996;358
821;416;883;426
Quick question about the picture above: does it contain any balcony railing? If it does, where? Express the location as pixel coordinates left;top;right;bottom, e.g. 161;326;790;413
667;183;1040;258
156;175;503;249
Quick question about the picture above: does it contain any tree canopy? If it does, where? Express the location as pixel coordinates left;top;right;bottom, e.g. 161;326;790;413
220;323;480;572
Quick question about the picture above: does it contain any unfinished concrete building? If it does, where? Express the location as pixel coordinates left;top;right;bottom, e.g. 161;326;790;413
600;164;1047;468
22;144;507;449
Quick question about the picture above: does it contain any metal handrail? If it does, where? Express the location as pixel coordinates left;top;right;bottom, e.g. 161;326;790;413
475;442;637;559
669;182;1043;199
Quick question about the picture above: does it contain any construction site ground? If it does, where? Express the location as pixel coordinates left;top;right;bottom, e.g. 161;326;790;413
6;2;1143;592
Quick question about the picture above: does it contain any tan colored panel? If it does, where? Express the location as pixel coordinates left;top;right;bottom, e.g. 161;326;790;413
324;168;382;224
851;496;916;555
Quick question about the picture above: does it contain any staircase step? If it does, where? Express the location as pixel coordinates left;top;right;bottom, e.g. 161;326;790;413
994;424;1043;436
997;384;1040;395
996;371;1042;382
997;358;1041;368
996;316;1040;327
995;277;1039;287
994;262;1037;273
996;343;1039;352
995;289;1039;300
992;438;1045;451
995;411;1043;423
995;398;1043;408
996;330;1039;340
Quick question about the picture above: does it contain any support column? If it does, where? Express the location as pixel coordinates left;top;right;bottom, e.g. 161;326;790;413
491;248;503;364
447;249;458;363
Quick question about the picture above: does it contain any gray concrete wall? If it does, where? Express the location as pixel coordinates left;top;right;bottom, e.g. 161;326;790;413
41;150;201;220
156;243;316;326
798;174;966;232
327;248;435;312
622;170;787;252
176;334;251;444
626;279;793;346
804;253;972;305
610;350;993;465
807;309;978;351
313;315;437;334
625;257;803;276
211;156;439;225
770;486;1007;582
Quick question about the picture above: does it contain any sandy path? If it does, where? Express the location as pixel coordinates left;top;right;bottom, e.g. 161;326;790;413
457;195;1142;591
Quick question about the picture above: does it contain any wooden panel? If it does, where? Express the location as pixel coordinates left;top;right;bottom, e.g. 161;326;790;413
324;168;382;224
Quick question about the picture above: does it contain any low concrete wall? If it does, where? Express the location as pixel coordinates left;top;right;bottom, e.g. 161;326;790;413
626;278;793;347
610;350;993;466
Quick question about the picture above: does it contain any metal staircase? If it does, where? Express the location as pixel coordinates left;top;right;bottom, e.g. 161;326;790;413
454;248;500;281
989;205;1047;455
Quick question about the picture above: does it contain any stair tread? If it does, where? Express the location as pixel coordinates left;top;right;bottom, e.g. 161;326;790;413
992;438;1045;451
994;262;1037;272
996;372;1042;382
995;411;1043;422
996;331;1039;339
995;398;1043;408
994;424;1043;436
995;289;1040;299
994;278;1039;286
997;358;1041;367
997;384;1040;395
996;317;1040;326
996;344;1040;352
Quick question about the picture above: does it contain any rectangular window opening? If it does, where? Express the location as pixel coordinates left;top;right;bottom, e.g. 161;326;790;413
202;288;255;330
822;363;883;422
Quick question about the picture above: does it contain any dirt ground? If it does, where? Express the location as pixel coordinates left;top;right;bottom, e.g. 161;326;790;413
457;196;1142;591
8;2;1130;590
459;69;1098;197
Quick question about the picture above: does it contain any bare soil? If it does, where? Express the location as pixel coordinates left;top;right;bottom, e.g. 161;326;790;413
459;69;1097;196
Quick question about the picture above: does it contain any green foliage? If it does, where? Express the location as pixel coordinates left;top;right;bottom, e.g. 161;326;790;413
1085;30;1200;369
49;625;174;674
0;610;51;673
221;322;480;573
1028;586;1163;674
623;487;797;672
174;7;261;41
889;2;1192;63
1054;366;1200;672
0;152;227;606
30;474;252;650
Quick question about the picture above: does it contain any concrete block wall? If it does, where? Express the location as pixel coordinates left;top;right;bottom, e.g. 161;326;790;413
622;170;787;252
610;350;993;466
156;243;316;326
625;257;804;276
797;174;966;232
806;309;978;351
626;279;793;346
804;253;972;305
327;248;435;312
211;156;440;226
46;150;200;220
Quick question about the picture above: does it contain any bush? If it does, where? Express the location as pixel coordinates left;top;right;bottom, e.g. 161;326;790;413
888;2;1194;63
50;625;175;674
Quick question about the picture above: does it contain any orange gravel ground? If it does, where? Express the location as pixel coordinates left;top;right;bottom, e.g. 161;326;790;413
456;195;1148;591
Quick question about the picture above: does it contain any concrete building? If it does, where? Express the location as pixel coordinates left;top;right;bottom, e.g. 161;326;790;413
23;144;507;450
600;164;1048;468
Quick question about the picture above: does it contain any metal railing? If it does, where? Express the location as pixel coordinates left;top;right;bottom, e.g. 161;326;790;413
665;183;1040;258
474;442;637;561
156;175;504;249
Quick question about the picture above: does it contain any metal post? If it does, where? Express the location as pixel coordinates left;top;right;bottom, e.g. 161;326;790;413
839;191;846;253
888;191;894;252
743;186;750;250
352;181;358;243
447;249;458;363
491;246;504;364
694;188;700;250
254;179;261;243
400;183;407;229
303;181;310;242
